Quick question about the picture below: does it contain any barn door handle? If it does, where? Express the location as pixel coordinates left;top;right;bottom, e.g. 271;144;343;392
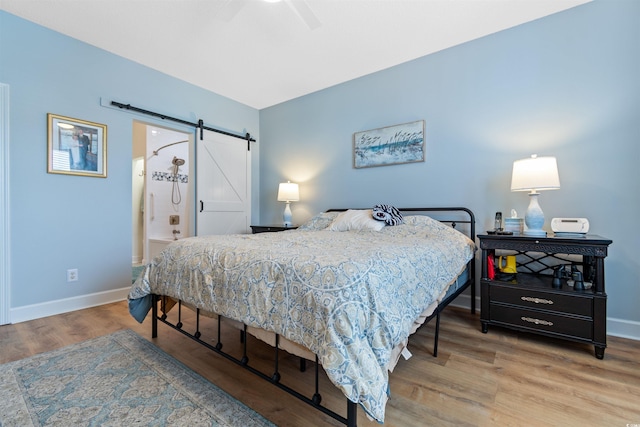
199;200;204;212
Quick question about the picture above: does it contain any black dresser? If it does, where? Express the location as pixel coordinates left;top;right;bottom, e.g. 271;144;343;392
478;233;612;359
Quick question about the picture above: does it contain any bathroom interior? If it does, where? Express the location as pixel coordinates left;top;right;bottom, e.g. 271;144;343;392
131;121;192;281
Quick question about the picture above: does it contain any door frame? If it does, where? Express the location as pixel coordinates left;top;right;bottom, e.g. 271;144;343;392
1;83;10;324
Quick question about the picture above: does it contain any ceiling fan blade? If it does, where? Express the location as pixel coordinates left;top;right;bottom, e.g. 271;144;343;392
285;0;321;30
215;0;249;22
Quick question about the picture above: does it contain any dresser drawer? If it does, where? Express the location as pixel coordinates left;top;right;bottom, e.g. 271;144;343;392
490;284;593;317
490;304;593;340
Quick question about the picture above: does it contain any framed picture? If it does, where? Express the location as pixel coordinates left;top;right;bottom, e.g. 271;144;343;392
47;113;107;178
353;120;425;168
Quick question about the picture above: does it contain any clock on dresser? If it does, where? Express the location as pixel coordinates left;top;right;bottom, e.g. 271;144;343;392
478;233;612;359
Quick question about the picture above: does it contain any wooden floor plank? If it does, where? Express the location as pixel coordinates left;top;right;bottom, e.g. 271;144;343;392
1;301;639;426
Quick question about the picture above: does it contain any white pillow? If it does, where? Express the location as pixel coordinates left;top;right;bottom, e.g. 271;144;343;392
297;211;340;231
327;209;385;232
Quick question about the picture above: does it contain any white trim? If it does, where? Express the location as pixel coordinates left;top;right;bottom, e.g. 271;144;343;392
450;294;640;342
0;83;10;325
9;287;130;324
606;317;640;341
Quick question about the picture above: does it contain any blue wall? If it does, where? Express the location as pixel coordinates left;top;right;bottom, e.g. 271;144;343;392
2;0;638;337
0;12;259;313
259;0;640;335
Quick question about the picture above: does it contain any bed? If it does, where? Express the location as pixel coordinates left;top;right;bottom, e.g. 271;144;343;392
128;207;476;426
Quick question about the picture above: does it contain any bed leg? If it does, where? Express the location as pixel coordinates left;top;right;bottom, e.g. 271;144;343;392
194;308;202;339
272;334;281;383
471;262;476;314
216;315;223;350
176;301;183;329
312;355;322;405
347;400;357;427
433;310;440;357
151;295;158;338
241;325;249;365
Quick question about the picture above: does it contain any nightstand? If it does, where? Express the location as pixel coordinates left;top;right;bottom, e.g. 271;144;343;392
478;233;612;359
250;225;298;234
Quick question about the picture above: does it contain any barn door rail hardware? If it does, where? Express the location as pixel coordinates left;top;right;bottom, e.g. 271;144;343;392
110;101;255;150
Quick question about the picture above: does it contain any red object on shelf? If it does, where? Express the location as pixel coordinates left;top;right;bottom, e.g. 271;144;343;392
487;256;495;279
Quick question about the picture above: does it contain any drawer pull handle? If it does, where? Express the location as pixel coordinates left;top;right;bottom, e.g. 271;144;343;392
521;296;554;305
521;316;553;326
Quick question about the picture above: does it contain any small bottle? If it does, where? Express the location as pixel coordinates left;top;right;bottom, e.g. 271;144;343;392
494;212;502;231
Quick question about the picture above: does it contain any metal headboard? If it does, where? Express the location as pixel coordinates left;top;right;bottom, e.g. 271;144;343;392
326;207;476;241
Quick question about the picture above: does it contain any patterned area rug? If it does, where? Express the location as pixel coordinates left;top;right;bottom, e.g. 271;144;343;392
0;329;275;427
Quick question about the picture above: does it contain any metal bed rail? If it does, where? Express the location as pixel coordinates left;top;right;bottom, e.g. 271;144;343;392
402;208;476;356
151;296;358;426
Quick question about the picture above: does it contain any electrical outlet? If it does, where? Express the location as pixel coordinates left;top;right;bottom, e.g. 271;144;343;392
67;268;78;282
169;215;180;225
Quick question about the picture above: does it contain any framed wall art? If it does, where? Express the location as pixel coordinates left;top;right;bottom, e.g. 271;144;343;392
353;120;425;169
47;113;107;177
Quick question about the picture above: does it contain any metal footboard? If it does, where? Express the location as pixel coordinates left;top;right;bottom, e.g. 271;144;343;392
151;295;358;427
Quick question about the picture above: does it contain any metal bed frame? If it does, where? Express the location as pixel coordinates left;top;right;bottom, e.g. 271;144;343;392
149;207;476;426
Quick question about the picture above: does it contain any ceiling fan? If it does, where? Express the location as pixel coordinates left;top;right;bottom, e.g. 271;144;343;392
215;0;322;30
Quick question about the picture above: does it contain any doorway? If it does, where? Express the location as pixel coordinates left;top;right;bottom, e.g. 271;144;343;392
132;121;192;269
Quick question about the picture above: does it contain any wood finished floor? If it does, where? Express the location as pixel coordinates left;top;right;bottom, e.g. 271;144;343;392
1;301;639;426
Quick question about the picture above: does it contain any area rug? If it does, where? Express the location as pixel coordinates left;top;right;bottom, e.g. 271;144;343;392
0;329;275;427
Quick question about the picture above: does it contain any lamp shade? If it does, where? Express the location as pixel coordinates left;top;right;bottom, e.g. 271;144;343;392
277;181;299;202
511;155;560;192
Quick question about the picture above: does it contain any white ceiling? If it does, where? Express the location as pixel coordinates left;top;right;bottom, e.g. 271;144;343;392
1;0;591;109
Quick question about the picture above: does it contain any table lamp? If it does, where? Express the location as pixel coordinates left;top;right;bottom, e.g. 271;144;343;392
511;154;560;237
277;181;299;227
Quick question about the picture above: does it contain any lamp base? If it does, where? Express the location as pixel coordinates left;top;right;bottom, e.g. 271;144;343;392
524;192;547;237
282;202;292;227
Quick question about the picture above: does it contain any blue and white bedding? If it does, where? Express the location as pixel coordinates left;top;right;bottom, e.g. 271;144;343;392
128;212;474;422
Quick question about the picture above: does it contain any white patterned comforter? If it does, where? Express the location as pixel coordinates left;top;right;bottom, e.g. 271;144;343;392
128;215;475;422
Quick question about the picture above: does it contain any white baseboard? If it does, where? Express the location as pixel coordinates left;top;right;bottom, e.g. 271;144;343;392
450;294;640;341
605;317;640;341
9;287;130;324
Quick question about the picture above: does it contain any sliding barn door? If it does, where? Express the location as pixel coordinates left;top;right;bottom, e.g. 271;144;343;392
196;130;251;235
